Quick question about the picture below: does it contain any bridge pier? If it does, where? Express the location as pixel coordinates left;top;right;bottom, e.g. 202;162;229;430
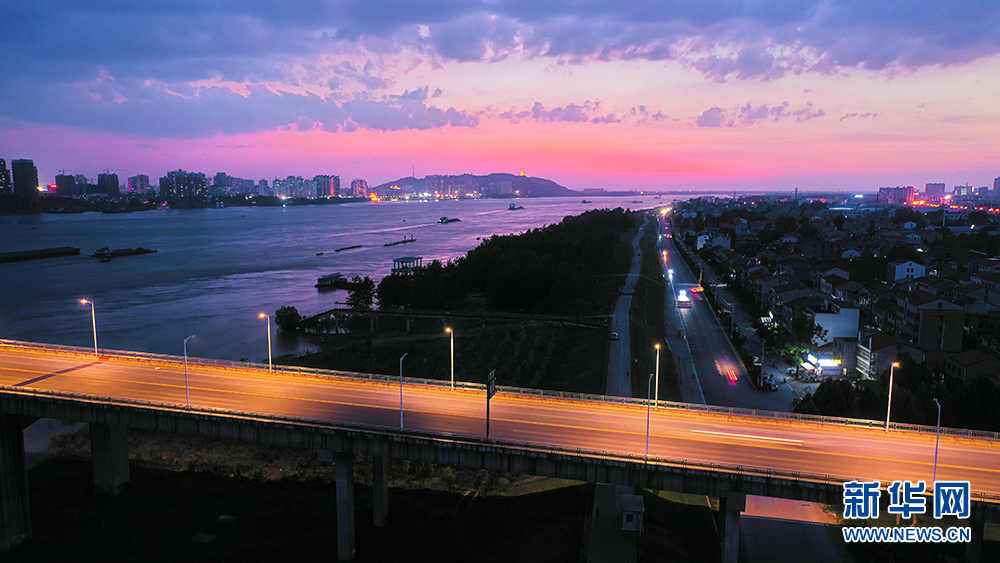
719;490;745;563
336;452;355;561
405;316;411;333
0;413;31;550
372;456;389;527
369;317;374;332
90;422;130;496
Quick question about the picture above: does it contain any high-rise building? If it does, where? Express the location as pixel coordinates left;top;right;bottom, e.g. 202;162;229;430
97;173;120;196
314;175;336;197
332;175;341;197
258;179;269;196
877;186;914;204
128;174;150;194
924;183;945;202
55;174;74;196
0;159;11;195
73;174;88;196
993;177;1000;198
160;170;206;200
425;175;445;194
351;178;368;197
11;159;40;203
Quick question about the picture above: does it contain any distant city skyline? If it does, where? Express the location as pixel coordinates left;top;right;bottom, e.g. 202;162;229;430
1;1;998;192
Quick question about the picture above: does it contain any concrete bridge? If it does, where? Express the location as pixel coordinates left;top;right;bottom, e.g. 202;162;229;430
2;340;998;561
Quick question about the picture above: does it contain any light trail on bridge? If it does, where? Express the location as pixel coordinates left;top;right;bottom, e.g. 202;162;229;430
1;344;999;499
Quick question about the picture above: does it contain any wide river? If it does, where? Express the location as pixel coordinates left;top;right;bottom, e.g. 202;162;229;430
1;196;671;362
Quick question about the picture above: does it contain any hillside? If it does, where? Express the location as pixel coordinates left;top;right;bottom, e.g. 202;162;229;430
372;173;577;197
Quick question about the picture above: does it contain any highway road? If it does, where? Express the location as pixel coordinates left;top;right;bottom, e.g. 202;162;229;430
2;345;999;498
659;225;795;411
606;216;647;398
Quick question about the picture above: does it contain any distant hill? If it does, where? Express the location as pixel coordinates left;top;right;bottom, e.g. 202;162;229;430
372;173;577;197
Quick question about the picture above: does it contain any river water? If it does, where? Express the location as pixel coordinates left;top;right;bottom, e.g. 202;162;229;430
1;196;672;362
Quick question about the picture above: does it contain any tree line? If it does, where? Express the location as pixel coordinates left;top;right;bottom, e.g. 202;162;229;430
375;208;636;314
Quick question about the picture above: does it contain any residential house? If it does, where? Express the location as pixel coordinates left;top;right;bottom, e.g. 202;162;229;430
855;332;926;380
886;260;925;282
895;291;964;352
801;238;840;259
945;350;1000;383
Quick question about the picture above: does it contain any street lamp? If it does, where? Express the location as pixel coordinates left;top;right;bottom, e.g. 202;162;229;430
933;398;942;483
654;344;661;408
79;299;98;356
445;326;454;388
646;374;654;457
259;313;272;372
399;353;408;429
183;334;195;407
885;361;900;431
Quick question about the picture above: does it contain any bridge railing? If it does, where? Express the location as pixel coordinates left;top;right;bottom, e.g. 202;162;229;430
4;383;998;506
4;338;1000;443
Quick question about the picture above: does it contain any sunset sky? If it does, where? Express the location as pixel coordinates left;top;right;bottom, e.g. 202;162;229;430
1;0;998;192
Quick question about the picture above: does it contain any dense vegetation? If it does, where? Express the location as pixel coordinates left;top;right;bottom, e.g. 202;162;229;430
376;208;636;314
794;354;1000;431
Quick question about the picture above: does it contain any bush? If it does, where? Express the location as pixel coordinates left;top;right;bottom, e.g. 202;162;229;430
275;306;302;330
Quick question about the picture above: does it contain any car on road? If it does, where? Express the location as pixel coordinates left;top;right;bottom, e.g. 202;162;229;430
610;332;619;341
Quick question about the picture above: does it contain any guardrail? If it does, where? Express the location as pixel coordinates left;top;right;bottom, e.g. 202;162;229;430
3;339;1000;442
4;383;997;505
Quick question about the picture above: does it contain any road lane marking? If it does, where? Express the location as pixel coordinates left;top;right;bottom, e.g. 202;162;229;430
692;429;803;445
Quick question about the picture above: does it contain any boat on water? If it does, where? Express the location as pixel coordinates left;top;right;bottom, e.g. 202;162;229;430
315;273;363;290
508;203;524;210
439;216;461;223
581;199;592;204
383;235;416;247
92;247;157;259
335;245;362;252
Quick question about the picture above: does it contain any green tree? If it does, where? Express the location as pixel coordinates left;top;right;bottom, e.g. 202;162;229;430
275;306;302;330
347;276;376;309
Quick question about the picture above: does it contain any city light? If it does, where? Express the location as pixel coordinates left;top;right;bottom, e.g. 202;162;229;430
79;299;98;356
259;312;272;372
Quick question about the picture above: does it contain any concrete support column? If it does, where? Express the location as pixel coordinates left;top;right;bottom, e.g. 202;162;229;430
90;423;129;496
405;316;411;333
372;456;389;527
0;414;31;550
369;317;375;332
336;453;356;561
966;503;986;563
719;491;746;563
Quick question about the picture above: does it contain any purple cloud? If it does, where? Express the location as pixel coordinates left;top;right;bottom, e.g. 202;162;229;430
1;0;996;138
840;112;879;122
697;101;825;127
696;107;727;127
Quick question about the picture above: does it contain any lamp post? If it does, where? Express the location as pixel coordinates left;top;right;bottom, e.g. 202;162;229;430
259;313;272;372
445;326;454;388
646;374;654;457
183;334;195;407
80;299;98;356
654;344;661;408
399;353;408;429
933;398;942;483
885;361;900;431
